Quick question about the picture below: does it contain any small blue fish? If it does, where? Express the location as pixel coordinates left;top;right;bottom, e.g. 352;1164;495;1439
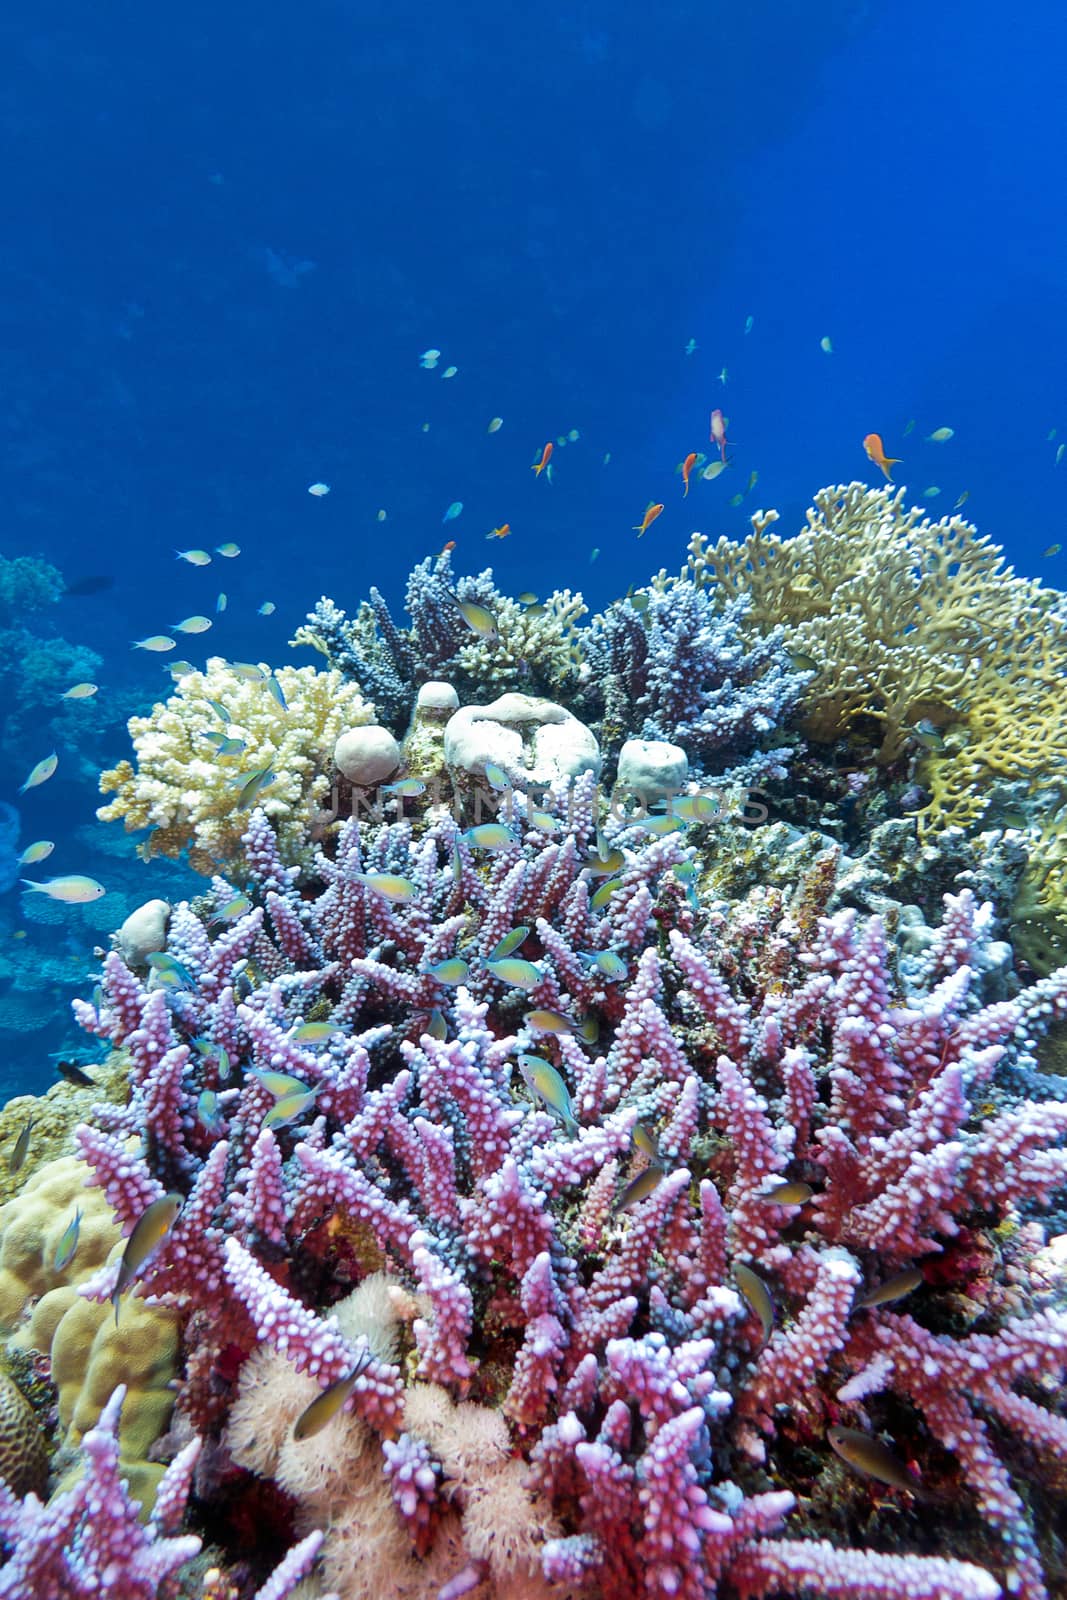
483;763;510;791
425;1009;448;1041
206;699;232;723
197;1090;224;1135
580;949;628;981
488;927;530;961
443;501;463;523
528;811;557;834
421;958;470;986
486;957;542;990
464;823;515;851
382;778;426;797
671;794;720;821
265;675;288;711
291;1021;342;1043
146;953;198;990
353;872;417;904
263;1086;321;1129
517;1054;577;1134
209;894;251;925
53;1208;83;1272
216;738;247;758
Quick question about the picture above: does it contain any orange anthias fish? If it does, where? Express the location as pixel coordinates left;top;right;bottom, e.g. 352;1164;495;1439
486;523;511;540
439;539;456;555
863;433;901;481
532;441;553;477
633;503;664;537
681;453;697;497
709;408;729;462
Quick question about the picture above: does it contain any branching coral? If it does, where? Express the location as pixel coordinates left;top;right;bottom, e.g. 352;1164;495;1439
292;551;585;729
44;792;1067;1600
582;582;806;780
97;658;374;873
686;482;1067;969
683;482;1061;767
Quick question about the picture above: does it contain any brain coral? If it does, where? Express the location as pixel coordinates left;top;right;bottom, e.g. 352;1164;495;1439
97;658;375;872
0;1369;47;1497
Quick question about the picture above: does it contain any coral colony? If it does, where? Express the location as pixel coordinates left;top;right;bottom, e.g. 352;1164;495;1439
2;483;1067;1599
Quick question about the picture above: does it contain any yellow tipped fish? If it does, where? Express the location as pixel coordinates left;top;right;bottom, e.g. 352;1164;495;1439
517;1054;577;1133
113;1192;183;1322
264;1086;321;1128
590;877;623;910
421;958;470;985
21;875;105;903
486;957;542;990
18;840;54;867
827;1426;928;1498
760;1180;814;1205
856;1268;924;1309
632;1123;663;1163
20;752;57;793
614;1165;664;1212
8;1117;35;1174
734;1263;775;1343
584;847;624;877
54;1207;83;1271
250;1068;310;1100
464;823;515;850
61;682;98;700
488;928;530;961
450;594;498;639
524;1008;577;1036
671;794;719;821
353;871;417;904
293;1351;371;1440
290;1021;342;1043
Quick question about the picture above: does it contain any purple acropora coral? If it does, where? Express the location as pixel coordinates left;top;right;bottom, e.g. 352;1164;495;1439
583;581;808;781
48;789;1067;1600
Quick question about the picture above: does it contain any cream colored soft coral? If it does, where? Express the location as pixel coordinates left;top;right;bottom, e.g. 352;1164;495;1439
97;659;374;873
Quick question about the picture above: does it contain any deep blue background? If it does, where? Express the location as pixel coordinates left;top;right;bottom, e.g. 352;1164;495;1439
2;0;1066;1089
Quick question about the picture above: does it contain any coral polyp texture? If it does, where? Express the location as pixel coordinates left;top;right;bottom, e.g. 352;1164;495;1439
97;658;374;873
2;489;1067;1600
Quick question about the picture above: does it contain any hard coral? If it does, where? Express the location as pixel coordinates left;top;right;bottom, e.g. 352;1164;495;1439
64;789;1067;1600
293;550;586;730
97;659;374;873
686;482;1058;766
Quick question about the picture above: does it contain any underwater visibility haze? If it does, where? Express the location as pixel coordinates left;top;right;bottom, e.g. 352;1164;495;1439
1;1;1067;1596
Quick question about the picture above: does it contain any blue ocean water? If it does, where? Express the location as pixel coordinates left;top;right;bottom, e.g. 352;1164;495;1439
1;0;1065;1094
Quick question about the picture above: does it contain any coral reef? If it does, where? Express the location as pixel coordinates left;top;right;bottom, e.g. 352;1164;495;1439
582;581;806;781
2;490;1066;1600
293;550;585;729
97;658;375;873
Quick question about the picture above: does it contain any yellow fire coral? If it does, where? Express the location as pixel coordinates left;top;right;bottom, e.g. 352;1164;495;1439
681;482;1067;969
97;658;375;872
680;482;1059;767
